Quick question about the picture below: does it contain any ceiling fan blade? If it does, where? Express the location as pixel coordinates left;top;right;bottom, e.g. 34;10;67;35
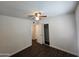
28;15;34;17
40;15;47;17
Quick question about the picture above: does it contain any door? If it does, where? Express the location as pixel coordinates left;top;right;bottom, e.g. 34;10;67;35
44;24;49;45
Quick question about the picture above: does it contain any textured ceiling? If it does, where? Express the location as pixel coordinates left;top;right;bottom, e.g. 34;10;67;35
0;1;77;19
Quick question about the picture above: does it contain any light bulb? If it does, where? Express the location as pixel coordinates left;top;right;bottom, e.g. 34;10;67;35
37;13;40;17
35;17;39;20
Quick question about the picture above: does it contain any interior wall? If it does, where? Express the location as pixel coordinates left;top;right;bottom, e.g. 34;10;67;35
32;24;36;40
48;13;77;55
0;15;32;56
39;13;77;55
75;4;79;56
35;24;44;44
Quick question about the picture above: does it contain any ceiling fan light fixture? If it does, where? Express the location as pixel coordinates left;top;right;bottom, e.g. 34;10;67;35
37;13;40;17
35;17;39;20
28;11;47;21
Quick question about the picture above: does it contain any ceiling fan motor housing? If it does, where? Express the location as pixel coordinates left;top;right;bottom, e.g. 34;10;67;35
35;12;41;17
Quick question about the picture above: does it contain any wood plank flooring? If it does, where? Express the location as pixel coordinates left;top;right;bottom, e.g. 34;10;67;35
11;40;77;57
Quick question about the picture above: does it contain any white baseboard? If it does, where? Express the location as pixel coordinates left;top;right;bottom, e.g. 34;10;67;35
9;43;32;57
50;44;78;56
0;43;32;57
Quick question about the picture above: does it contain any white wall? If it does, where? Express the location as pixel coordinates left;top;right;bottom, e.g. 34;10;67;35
75;4;79;56
0;15;32;56
37;13;77;55
48;13;77;55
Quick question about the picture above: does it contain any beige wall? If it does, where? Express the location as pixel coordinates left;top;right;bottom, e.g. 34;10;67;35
35;24;44;44
32;24;36;40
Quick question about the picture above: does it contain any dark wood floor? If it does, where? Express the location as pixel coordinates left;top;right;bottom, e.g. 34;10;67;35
11;40;77;57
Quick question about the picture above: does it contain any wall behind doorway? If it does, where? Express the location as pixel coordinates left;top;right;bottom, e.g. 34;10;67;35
32;24;36;40
35;24;44;44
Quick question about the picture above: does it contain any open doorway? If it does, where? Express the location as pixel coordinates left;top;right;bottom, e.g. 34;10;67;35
32;23;37;40
44;24;50;45
32;23;50;45
32;23;37;45
32;23;44;44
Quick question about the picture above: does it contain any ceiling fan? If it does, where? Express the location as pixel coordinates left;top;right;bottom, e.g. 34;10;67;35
28;11;47;21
